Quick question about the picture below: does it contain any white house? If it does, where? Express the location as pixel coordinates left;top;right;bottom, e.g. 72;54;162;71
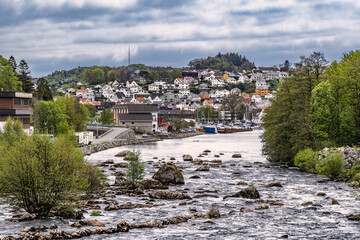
251;95;262;103
179;89;191;97
211;78;225;87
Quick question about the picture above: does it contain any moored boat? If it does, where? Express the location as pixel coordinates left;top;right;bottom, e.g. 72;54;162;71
202;126;217;134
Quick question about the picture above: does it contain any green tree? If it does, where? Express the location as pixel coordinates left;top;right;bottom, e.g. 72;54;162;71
262;52;328;165
81;68;95;84
93;68;104;84
0;56;22;92
221;94;243;120
149;70;159;81
56;96;89;132
126;151;145;184
34;101;67;134
0;118;25;146
168;69;182;80
99;109;114;125
85;104;97;118
18;60;34;93
0;135;92;216
108;70;117;82
36;78;53;101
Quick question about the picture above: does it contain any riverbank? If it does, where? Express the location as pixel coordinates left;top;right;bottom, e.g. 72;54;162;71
82;130;203;155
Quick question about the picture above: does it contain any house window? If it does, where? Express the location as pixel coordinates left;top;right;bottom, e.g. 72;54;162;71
14;98;21;105
132;122;134;124
122;122;125;124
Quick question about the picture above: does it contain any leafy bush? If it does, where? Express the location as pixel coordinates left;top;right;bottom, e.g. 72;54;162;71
294;148;318;173
84;163;106;192
0;134;98;217
317;152;344;180
126;151;145;184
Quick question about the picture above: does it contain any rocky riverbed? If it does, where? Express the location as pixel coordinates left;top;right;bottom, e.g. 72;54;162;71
1;131;360;239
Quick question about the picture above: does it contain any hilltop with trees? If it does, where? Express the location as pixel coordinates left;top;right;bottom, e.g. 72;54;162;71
188;52;256;71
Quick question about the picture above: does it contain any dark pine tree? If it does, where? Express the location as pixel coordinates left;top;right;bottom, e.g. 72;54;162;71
18;60;34;93
8;56;17;71
36;78;53;101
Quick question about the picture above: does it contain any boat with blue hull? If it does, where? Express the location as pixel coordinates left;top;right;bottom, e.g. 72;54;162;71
202;126;217;133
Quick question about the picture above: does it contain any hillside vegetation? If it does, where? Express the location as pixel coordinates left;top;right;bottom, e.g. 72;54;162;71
188;52;256;72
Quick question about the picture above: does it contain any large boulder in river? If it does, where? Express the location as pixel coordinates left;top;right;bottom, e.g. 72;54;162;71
152;163;184;185
115;150;131;157
206;204;221;219
232;153;242;158
237;186;260;199
224;186;260;199
183;154;193;161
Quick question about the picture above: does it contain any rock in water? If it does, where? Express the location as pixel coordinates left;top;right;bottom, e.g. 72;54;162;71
196;165;210;171
206;204;221;219
115;150;131;157
117;220;130;232
262;182;283;187
152;163;184;185
148;190;191;200
183;154;193;161
230;186;260;199
232;154;242;158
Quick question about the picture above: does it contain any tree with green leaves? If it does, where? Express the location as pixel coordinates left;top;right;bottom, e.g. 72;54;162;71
81;68;95;84
262;52;328;165
168;69;182;80
311;51;360;146
36;78;53;100
34;101;67;134
99;108;114;125
55;96;89;132
221;94;244;120
93;68;104;84
108;70;117;82
0;117;25;146
0;56;22;92
18;59;34;93
126;150;145;184
149;70;159;81
85;104;97;118
0;133;92;216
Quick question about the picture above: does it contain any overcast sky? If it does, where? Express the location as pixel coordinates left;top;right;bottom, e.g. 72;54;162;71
1;0;359;77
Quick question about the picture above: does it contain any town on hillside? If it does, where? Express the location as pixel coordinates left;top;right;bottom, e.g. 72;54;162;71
0;54;290;144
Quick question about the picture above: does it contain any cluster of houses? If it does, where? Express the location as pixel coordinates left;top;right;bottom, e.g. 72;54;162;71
61;67;288;132
0;67;289;134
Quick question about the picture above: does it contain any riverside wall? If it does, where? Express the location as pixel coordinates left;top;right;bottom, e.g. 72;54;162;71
82;130;202;155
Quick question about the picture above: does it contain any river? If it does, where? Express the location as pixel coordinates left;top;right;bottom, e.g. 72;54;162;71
1;130;360;239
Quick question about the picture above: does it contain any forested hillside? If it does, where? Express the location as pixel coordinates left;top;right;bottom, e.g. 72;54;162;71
188;52;256;71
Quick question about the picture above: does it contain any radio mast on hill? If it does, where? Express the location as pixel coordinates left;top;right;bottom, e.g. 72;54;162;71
128;45;130;66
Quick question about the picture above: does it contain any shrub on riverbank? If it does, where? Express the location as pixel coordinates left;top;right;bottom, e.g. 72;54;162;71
294;148;318;173
0;119;102;217
126;151;145;184
317;152;345;180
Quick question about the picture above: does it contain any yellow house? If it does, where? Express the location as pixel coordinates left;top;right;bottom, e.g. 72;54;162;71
214;73;229;79
255;88;269;96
